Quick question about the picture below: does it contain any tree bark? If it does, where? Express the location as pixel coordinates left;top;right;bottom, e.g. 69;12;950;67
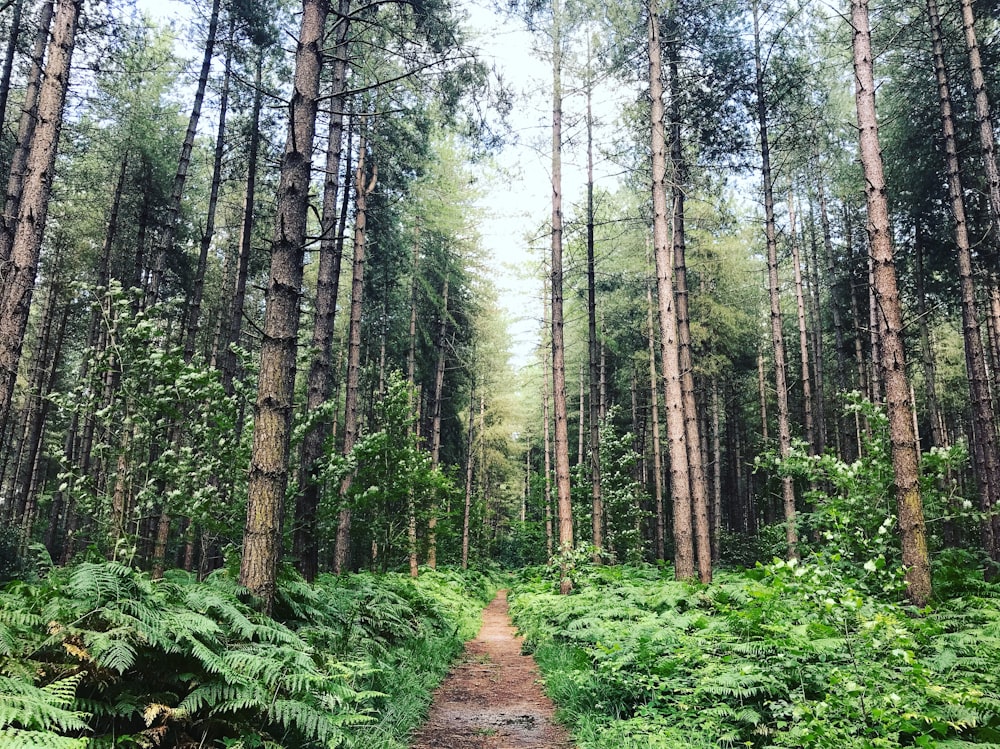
585;70;603;558
646;281;665;561
219;50;263;396
649;0;694;580
240;0;328;610
0;0;24;143
461;385;476;569
0;0;80;446
914;225;944;449
753;0;797;557
789;195;815;453
926;0;1000;561
406;235;420;578
550;0;573;589
0;0;53;264
334;124;375;575
427;274;449;569
854;0;932;605
294;0;351;580
184;12;235;362
147;0;222;304
667;29;711;582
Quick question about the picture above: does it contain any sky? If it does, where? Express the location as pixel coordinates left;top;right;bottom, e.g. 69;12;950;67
135;0;631;371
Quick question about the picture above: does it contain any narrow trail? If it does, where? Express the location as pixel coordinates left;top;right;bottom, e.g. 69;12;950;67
409;590;574;749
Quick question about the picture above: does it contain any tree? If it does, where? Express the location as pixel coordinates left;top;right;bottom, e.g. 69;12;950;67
549;0;574;591
852;0;931;605
240;0;329;610
0;0;81;447
649;0;694;580
752;0;797;558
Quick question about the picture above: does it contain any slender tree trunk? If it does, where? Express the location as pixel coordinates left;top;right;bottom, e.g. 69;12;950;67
294;0;351;580
219;51;263;395
0;0;80;444
427;275;449;569
584;71;603;559
334;124;375;575
0;0;53;263
668;30;711;582
806;200;827;452
240;0;328;610
818;175;848;452
960;0;1000;244
550;0;573;587
867;253;882;403
184;13;235;362
927;0;1000;560
649;0;694;580
789;195;815;452
461;385;476;569
915;226;944;449
147;0;222;304
543;277;554;559
0;0;24;141
406;236;420;578
854;0;932;604
11;276;58;527
710;379;723;561
753;0;797;556
646;281;665;561
577;363;585;468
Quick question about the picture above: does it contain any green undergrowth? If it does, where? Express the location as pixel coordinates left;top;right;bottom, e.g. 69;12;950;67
0;562;496;748
509;558;1000;749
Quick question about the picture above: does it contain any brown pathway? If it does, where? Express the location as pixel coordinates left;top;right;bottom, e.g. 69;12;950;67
409;590;574;749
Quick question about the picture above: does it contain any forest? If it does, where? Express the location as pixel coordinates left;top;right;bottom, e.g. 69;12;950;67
1;0;1000;745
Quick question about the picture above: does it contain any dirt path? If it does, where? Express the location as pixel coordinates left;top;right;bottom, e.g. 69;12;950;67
409;590;574;749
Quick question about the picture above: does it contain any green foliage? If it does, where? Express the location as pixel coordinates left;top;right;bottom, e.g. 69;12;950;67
755;393;972;594
509;562;1000;748
49;282;249;556
0;561;496;748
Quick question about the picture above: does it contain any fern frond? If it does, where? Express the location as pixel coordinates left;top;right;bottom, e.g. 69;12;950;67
0;728;89;749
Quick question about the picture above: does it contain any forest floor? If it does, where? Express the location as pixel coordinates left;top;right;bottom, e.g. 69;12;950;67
408;590;574;749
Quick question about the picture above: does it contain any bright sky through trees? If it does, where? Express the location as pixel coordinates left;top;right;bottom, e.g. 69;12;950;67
136;0;627;370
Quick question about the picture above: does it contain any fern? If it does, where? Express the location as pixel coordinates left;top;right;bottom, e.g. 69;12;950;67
0;673;89;734
0;728;89;749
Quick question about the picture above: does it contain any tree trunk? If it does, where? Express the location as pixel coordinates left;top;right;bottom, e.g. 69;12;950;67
806;200;827;452
789;195;815;453
334;123;375;575
550;0;573;589
753;0;797;556
960;0;1000;244
0;0;25;142
0;0;80;445
711;378;723;562
585;71;603;558
915;226;944;449
646;281;665;561
240;0;328;611
927;0;1000;561
542;276;554;559
427;275;449;570
818;174;848;453
406;236;420;578
649;0;694;580
0;0;53;264
854;0;932;605
461;386;476;569
219;51;263;395
147;0;222;304
184;13;235;362
294;0;351;580
668;30;711;582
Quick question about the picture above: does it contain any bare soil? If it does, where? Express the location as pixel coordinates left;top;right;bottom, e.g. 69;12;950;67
408;590;574;749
